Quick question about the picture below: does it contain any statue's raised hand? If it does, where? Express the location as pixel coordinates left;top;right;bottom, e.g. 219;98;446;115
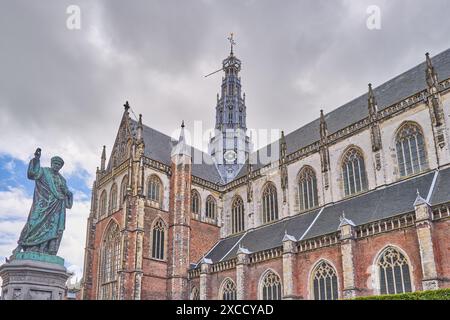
34;148;41;159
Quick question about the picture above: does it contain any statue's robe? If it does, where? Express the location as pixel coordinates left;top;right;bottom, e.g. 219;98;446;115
17;158;73;251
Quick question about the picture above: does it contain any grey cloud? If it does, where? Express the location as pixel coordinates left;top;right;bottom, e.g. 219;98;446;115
1;0;449;176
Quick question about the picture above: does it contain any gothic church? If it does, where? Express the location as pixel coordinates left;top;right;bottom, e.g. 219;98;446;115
81;43;450;300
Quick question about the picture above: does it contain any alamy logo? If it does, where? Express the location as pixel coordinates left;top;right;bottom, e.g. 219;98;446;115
66;5;81;30
366;5;381;30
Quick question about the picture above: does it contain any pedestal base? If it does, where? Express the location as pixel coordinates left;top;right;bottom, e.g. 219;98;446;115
0;257;70;300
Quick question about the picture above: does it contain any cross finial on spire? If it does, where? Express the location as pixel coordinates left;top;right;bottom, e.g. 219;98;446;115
227;32;236;55
124;101;130;111
181;120;185;129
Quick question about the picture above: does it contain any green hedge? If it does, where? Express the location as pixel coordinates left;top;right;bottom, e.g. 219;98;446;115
354;288;450;300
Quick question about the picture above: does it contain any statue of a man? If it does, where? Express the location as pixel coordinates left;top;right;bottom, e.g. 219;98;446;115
11;148;73;257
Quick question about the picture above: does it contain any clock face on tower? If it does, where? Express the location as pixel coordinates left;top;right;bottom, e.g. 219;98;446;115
224;150;237;163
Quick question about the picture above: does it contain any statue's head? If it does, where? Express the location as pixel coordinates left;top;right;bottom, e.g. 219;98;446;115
51;156;64;172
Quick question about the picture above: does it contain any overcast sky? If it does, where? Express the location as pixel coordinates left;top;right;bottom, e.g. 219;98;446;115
1;0;450;283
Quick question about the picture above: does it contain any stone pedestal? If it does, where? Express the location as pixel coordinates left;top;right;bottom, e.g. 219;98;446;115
0;254;70;300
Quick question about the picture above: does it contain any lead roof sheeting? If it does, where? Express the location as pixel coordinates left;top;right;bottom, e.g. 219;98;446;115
303;171;435;239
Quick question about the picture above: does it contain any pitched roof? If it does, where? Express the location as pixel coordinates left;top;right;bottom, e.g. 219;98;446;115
127;49;450;185
129;119;224;184
284;48;450;155
234;48;450;180
202;168;447;264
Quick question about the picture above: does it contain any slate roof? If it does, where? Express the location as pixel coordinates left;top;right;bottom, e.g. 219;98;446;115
430;167;450;205
130;119;224;184
201;168;450;264
234;48;450;179
283;48;450;155
302;171;436;239
130;49;450;185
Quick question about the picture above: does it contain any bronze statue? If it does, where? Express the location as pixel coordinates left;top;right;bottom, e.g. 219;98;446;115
11;148;73;257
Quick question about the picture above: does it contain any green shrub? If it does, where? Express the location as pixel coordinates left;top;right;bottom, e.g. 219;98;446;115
353;288;450;300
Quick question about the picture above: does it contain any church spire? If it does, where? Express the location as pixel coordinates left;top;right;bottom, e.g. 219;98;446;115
137;114;143;142
100;145;106;171
172;120;190;157
208;34;251;183
214;33;245;131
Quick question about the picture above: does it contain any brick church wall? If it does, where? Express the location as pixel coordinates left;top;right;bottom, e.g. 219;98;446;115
89;210;124;299
432;219;450;288
295;244;343;299
351;227;424;295
190;219;220;264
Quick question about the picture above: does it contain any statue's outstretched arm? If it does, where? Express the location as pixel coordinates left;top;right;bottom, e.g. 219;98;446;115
27;148;42;180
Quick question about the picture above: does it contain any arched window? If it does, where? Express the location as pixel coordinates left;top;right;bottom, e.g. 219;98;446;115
220;278;237;300
312;261;338;300
109;184;118;214
147;175;162;203
99;190;107;218
232;196;245;234
298;166;319;212
99;222;121;300
260;270;282;300
262;183;278;224
205;195;217;220
377;247;412;295
119;175;128;207
191;190;201;215
151;219;165;260
396;123;428;177
190;287;200;300
342;147;368;196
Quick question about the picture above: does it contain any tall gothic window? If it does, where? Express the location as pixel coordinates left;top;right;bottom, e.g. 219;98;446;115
312;261;339;300
109;184;118;214
99;222;121;300
205;195;217;220
260;271;282;300
298;166;319;212
232;196;245;234
262;183;278;224
220;278;237;300
191;190;201;215
396;123;428;177
147;175;162;203
151;219;165;260
119;175;128;207
342;147;368;196
190;287;200;300
99;190;107;218
377;247;412;295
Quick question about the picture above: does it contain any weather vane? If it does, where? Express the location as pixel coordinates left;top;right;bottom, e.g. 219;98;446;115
227;32;236;55
204;33;236;78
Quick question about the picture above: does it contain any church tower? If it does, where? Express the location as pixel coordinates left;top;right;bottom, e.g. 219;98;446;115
208;34;251;183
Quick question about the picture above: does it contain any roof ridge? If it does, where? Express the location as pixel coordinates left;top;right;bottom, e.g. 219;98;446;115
245;47;450;161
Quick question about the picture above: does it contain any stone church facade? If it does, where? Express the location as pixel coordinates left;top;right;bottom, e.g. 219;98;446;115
81;46;450;300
